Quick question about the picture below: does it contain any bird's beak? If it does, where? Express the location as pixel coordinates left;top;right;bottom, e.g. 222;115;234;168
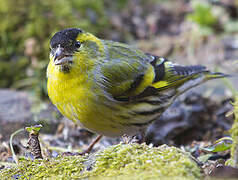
53;47;73;65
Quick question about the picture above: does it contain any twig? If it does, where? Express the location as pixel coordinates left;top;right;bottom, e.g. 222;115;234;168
9;128;24;164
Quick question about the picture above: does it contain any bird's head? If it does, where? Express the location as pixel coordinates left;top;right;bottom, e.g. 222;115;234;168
49;28;103;73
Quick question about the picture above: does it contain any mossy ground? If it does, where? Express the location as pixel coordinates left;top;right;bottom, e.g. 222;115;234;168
0;143;201;179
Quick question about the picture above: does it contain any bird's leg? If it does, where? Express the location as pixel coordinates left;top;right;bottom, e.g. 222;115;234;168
62;135;103;156
79;134;103;155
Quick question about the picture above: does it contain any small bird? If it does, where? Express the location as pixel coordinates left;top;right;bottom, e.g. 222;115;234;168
47;28;228;153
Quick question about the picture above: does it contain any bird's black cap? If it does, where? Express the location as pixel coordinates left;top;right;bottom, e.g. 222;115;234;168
50;28;82;49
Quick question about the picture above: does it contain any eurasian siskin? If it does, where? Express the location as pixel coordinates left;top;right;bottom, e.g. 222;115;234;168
47;28;228;147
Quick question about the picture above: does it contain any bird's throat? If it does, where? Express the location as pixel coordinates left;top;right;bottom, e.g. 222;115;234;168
60;64;72;73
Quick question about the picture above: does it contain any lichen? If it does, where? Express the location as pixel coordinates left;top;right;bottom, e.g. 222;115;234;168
0;0;109;97
0;143;201;179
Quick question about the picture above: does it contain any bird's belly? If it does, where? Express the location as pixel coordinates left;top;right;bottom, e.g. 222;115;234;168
68;100;167;137
47;77;132;136
48;77;168;137
55;100;141;137
54;97;160;137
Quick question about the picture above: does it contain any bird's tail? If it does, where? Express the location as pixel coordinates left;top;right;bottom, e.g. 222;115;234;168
152;62;230;91
204;72;231;80
174;69;230;97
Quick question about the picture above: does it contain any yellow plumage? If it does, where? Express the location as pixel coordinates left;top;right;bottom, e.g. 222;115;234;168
47;28;228;138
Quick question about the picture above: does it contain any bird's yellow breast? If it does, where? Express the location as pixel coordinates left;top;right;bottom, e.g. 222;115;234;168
47;61;92;122
47;59;127;136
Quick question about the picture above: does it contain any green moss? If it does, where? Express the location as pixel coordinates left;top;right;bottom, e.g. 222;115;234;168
84;143;201;179
186;1;220;36
0;58;29;87
187;1;218;28
0;0;109;96
226;97;238;167
0;143;201;179
0;156;85;179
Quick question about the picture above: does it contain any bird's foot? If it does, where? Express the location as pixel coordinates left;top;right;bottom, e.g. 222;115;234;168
121;134;139;144
122;132;145;144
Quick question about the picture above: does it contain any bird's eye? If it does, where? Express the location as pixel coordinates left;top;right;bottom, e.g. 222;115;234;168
75;41;81;48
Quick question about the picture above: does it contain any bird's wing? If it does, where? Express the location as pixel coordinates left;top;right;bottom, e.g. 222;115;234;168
93;40;157;99
149;56;227;94
95;57;155;99
96;41;227;101
150;56;207;91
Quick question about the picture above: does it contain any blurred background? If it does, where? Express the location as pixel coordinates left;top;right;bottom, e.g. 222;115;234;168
0;0;238;153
